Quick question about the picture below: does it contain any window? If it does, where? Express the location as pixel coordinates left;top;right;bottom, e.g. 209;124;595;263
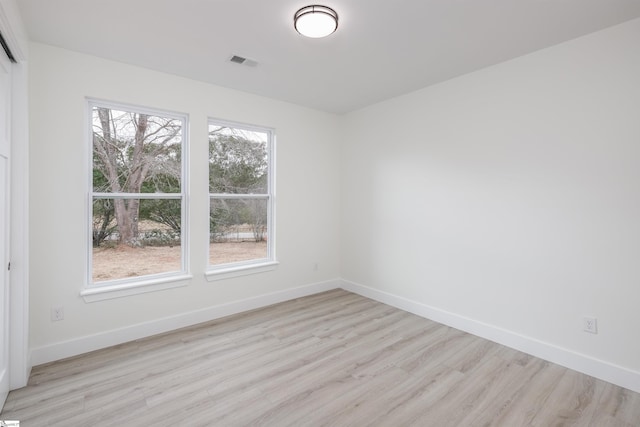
86;100;189;295
207;119;276;278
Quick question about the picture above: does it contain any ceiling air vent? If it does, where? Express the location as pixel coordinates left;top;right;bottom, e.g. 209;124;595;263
229;55;258;67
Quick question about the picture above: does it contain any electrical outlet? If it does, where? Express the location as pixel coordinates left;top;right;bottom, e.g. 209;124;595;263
51;306;64;322
583;317;597;334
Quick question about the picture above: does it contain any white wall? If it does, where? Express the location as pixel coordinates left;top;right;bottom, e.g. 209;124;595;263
342;17;640;380
28;43;341;356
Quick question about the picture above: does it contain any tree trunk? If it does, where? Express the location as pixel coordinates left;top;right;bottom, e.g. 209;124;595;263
114;198;140;246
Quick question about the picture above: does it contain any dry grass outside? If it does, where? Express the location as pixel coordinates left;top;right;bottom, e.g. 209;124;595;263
92;241;267;282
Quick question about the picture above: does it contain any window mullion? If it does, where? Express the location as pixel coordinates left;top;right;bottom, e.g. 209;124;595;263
209;193;269;199
92;192;182;199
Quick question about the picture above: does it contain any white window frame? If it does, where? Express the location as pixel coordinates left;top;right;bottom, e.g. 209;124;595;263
81;99;191;302
206;118;277;281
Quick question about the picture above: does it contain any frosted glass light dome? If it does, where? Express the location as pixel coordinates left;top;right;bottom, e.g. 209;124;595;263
294;5;338;38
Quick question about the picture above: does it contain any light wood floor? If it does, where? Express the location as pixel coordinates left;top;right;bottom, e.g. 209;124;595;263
2;289;639;426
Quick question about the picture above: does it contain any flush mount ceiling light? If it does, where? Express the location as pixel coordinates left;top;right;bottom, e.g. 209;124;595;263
294;5;338;38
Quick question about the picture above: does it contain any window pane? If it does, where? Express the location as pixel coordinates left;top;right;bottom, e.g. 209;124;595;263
92;107;182;193
92;198;182;282
208;125;268;194
209;198;268;266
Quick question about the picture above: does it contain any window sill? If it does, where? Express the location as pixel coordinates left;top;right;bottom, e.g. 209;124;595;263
81;274;192;302
205;261;279;282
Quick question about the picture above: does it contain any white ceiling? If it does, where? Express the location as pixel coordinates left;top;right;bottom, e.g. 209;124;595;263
17;0;640;114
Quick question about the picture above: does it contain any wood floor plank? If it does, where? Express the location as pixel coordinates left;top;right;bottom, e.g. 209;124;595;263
530;368;604;426
366;366;468;426
2;289;639;426
590;383;640;427
465;357;549;427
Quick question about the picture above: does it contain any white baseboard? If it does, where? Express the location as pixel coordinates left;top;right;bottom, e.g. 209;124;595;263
340;279;640;394
30;279;341;366
30;277;640;394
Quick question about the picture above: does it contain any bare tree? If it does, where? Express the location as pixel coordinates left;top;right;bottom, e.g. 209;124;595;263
93;107;182;246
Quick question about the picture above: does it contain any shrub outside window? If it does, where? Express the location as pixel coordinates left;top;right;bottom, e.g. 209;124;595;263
88;100;188;289
208;119;275;275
